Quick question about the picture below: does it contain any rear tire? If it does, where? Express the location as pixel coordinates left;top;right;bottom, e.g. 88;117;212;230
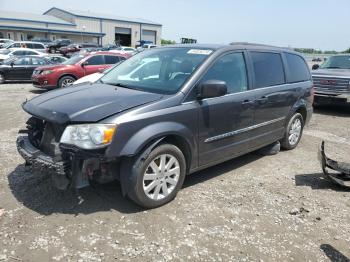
281;113;304;150
58;76;75;88
0;73;4;84
126;144;186;209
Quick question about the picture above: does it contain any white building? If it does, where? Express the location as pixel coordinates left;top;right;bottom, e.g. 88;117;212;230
0;7;162;47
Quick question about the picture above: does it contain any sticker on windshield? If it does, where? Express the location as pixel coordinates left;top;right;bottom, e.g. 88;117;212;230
187;49;213;55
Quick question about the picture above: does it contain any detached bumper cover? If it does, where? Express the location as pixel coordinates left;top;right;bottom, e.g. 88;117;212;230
319;141;350;187
16;135;70;189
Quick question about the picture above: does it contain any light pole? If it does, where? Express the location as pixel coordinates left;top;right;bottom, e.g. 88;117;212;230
81;25;86;43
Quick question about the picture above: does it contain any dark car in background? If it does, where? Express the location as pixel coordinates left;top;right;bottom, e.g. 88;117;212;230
47;39;72;54
17;44;313;208
0;56;53;84
59;43;100;57
312;54;350;105
32;51;129;88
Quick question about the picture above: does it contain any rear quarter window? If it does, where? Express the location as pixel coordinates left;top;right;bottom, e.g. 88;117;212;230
285;53;310;83
33;43;44;49
251;52;285;88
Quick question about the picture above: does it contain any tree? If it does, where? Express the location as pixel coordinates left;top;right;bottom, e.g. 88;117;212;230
343;48;350;53
161;39;176;45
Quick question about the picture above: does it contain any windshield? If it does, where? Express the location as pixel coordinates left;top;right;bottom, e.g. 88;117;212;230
62;55;84;65
2;58;14;65
100;47;212;94
320;55;350;69
2;42;13;49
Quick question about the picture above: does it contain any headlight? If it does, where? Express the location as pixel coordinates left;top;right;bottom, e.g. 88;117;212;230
60;124;116;149
41;70;54;75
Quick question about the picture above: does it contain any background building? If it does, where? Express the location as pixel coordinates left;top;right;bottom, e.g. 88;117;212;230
0;7;162;47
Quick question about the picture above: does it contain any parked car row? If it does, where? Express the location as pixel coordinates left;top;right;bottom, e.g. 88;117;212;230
32;51;129;88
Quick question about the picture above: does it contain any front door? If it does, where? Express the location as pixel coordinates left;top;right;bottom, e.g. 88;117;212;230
83;55;107;76
197;52;256;167
7;57;30;80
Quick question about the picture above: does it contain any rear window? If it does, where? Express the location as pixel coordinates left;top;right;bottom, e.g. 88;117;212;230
285;53;310;82
86;55;105;65
33;43;44;49
104;55;120;64
251;52;285;88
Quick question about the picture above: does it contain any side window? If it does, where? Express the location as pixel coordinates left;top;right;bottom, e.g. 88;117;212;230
13;57;30;65
251;52;285;88
201;52;248;94
104;55;120;64
12;51;24;56
26;43;33;49
24;51;37;55
12;43;20;48
86;55;105;65
33;44;43;49
285;53;310;83
31;58;46;65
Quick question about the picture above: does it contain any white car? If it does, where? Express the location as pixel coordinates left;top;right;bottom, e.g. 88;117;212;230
0;48;45;62
73;72;103;85
0;41;47;53
109;46;136;55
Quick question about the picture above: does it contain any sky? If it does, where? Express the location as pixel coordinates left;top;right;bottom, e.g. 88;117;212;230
1;0;349;51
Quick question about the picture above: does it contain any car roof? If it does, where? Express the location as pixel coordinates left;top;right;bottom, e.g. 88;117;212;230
10;48;40;51
11;41;45;45
162;43;299;54
90;51;128;56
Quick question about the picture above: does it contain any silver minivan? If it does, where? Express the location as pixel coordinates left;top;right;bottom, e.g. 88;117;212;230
1;41;47;53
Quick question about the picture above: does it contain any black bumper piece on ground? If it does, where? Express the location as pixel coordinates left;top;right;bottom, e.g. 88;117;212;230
16;135;71;189
319;141;350;187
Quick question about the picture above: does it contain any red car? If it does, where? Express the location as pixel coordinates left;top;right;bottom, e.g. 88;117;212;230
32;52;130;89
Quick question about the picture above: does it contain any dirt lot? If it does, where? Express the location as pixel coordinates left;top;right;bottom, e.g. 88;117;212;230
0;83;350;262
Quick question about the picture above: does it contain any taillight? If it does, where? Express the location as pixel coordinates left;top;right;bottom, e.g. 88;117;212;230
310;86;315;105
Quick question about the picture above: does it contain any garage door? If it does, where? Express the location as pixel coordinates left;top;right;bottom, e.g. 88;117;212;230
115;27;131;46
142;30;156;44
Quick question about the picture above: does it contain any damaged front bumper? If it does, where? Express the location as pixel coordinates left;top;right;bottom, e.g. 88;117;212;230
16;134;119;190
318;141;350;187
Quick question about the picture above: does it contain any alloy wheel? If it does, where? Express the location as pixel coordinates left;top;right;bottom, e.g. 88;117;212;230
288;118;302;146
61;78;74;87
143;154;180;201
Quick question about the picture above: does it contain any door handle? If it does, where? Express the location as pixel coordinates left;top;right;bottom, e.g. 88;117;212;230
241;99;255;108
256;96;268;104
242;99;254;104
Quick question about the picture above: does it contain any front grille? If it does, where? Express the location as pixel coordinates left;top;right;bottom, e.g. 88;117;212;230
313;76;350;93
26;117;65;157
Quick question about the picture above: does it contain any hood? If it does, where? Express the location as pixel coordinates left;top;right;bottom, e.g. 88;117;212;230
36;64;72;71
312;69;350;78
23;83;163;124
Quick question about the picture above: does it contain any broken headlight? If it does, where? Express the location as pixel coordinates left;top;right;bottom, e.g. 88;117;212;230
60;124;116;149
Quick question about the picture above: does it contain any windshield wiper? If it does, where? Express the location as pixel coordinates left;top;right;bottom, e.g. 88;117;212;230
105;82;140;90
323;66;341;69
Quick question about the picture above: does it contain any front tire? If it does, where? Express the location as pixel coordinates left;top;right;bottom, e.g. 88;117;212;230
127;144;186;209
58;76;75;88
281;113;304;150
49;47;56;54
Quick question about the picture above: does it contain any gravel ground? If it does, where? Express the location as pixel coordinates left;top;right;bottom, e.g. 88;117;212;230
0;83;350;262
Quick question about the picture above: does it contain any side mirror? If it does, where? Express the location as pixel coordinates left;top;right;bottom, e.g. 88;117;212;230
197;80;227;99
312;64;319;70
81;61;88;67
10;61;14;67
